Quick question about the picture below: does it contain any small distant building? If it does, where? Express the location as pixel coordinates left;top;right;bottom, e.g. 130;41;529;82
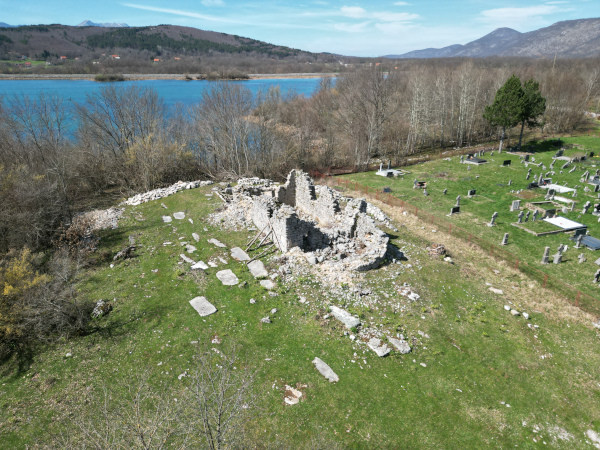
174;57;180;60
153;58;160;62
60;56;67;60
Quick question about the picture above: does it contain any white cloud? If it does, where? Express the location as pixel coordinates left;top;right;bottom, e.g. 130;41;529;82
479;5;561;25
339;5;418;22
334;21;371;33
201;0;224;6
394;1;410;5
123;3;236;22
340;6;367;18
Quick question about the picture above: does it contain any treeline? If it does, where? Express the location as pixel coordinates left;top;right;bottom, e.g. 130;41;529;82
86;28;302;58
0;57;598;360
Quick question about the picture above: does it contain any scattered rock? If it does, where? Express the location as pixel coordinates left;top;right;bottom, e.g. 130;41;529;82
367;337;391;357
216;269;239;286
504;305;511;311
65;352;72;358
180;254;195;264
522;312;530;320
185;244;197;253
208;261;218;267
189;297;217;316
230;247;250;261
260;280;276;290
248;260;268;278
260;316;272;324
208;238;227;248
192;233;200;242
173;212;185;220
191;261;209;270
387;337;411;354
162;216;172;223
489;287;504;295
249;298;256;304
284;385;302;405
270;308;278;314
586;429;600;448
312;357;339;382
125;180;213;206
113;246;135;261
510;309;520;316
329;306;361;329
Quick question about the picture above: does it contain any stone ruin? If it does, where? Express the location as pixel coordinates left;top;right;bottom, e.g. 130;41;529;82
217;170;391;272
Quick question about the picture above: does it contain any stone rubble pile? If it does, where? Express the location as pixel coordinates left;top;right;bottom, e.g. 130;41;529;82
125;180;214;206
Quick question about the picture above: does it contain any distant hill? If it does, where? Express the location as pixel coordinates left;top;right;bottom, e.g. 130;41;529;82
0;24;313;59
385;18;600;59
77;20;129;28
0;22;17;28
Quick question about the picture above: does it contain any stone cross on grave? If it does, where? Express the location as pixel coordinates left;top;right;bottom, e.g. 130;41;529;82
455;196;461;207
501;233;509;245
579;253;586;264
575;233;584;248
583;201;592;214
460;155;464;163
488;211;498;227
541;246;550;264
538;173;544;184
517;211;524;223
532;210;539;221
525;211;531;222
413;179;418;189
557;244;565;255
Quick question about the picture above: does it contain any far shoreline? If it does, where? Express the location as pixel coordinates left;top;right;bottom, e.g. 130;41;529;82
0;73;339;81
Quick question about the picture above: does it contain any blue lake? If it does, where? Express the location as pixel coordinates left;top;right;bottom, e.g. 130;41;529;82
0;78;323;106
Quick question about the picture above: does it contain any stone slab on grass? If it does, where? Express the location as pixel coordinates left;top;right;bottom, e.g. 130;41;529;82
230;247;250;261
173;212;185;220
191;261;209;270
329;306;361;329
387;337;411;354
312;357;339;382
185;244;197;253
216;269;239;286
208;238;227;248
189;296;217;316
367;337;391;357
192;233;200;242
248;260;268;278
162;216;172;223
180;254;195;264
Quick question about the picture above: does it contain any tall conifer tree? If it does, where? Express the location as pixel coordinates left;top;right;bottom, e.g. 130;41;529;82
483;75;525;152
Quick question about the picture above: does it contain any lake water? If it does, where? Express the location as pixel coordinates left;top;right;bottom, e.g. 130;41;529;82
0;78;323;106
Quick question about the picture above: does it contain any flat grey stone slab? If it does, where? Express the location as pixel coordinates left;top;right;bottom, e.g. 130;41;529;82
173;212;185;220
162;215;172;223
192;232;200;242
248;260;268;278
191;261;209;270
189;296;217;316
230;247;250;261
208;238;227;248
185;244;197;253
367;337;391;357
208;261;218;268
260;280;276;290
180;254;195;264
312;357;339;382
216;269;239;286
387;337;411;354
329;306;361;329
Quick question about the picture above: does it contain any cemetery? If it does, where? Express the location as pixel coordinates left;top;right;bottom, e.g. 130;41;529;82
341;136;600;300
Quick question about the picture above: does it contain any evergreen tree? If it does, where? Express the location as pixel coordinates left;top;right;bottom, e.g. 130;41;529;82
518;78;546;149
483;75;525;152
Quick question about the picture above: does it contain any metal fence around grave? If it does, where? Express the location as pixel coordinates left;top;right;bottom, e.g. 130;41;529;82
315;174;600;318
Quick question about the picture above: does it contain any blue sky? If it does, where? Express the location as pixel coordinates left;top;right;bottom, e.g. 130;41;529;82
1;0;598;56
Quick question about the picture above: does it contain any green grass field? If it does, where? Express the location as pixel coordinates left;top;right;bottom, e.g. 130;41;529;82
2;182;600;448
342;135;600;304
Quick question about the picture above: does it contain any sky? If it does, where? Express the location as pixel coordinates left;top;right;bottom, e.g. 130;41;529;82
0;0;598;56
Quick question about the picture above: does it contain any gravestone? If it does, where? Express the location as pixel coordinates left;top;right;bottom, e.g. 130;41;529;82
594;204;600;216
517;211;524;223
591;152;595;158
460;155;464;163
583;201;592;214
555;149;564;157
528;182;539;189
488;211;498;227
503;160;511;166
570;201;576;212
595;184;599;193
501;233;509;245
575;234;584;249
443;188;448;195
532;210;539;221
541;246;550;264
455;196;461;207
413;179;418;189
595;269;600;283
450;206;460;215
526;173;531;180
510;200;521;211
382;187;392;193
423;189;428;196
525;211;531;222
553;253;562;264
467;189;476;197
508;179;512;186
525;155;530;162
579;253;586;264
417;181;427;189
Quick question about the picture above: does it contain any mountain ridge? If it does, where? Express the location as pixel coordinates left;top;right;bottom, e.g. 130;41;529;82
77;20;129;28
385;18;600;58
